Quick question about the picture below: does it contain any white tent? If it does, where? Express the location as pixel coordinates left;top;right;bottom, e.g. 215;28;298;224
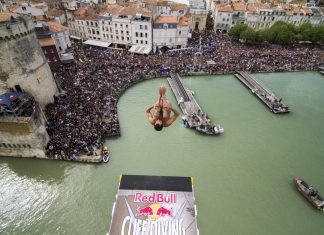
83;40;111;48
70;35;81;40
129;45;152;54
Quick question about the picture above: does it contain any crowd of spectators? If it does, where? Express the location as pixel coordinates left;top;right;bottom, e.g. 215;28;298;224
45;30;324;160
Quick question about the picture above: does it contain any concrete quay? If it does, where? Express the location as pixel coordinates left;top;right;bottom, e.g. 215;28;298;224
234;71;289;114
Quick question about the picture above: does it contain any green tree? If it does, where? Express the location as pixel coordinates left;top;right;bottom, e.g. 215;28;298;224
256;29;272;43
240;28;256;43
275;30;295;44
310;25;324;43
229;24;249;39
269;23;296;44
297;23;313;41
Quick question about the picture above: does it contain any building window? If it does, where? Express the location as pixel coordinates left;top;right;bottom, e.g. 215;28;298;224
140;32;143;37
120;24;122;28
140;25;143;29
115;24;117;27
136;32;138;37
126;25;128;28
145;41;148;44
127;37;129;41
122;36;124;41
145;25;148;30
145;33;148;38
179;31;181;35
141;40;143;44
136;40;138;43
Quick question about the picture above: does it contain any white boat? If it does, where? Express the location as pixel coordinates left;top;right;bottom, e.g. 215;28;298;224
195;124;224;135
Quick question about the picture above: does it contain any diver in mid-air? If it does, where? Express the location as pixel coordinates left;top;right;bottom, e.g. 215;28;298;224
146;86;179;131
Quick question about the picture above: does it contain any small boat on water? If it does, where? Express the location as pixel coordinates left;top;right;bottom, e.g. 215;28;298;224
320;71;324;76
294;177;324;211
195;124;224;135
102;146;110;163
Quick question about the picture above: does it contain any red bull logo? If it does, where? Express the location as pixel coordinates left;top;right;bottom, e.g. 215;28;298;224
135;205;153;216
136;204;173;220
157;206;173;218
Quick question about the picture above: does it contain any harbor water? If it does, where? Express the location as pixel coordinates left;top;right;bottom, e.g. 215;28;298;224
1;71;324;235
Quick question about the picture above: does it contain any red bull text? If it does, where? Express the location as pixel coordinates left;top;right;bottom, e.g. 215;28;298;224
134;192;177;204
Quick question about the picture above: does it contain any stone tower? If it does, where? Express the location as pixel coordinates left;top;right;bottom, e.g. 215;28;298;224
0;92;50;159
0;13;58;107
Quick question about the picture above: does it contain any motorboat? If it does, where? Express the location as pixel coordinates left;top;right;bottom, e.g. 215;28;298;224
102;147;110;163
195;124;224;135
294;177;324;211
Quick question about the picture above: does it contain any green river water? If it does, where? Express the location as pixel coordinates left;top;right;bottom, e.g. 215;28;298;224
0;71;324;235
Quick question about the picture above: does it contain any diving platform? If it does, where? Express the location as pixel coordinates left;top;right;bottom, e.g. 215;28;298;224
234;71;290;114
108;175;200;235
167;73;224;135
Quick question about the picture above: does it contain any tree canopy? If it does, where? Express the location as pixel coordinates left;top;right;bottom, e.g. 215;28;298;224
229;21;324;45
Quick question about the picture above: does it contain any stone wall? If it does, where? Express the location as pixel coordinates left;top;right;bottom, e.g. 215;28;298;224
0;16;58;107
0;105;49;159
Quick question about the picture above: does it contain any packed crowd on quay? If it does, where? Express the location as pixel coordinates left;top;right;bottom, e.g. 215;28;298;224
45;30;324;160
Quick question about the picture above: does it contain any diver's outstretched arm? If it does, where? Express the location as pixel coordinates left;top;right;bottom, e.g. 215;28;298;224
146;105;155;125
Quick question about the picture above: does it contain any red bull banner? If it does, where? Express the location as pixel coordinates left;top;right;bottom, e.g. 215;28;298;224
108;175;199;235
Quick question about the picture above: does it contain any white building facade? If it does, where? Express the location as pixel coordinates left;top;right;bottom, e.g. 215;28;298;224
213;2;323;31
153;16;190;51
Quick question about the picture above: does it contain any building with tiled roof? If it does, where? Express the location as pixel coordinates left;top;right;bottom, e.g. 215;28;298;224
39;37;55;47
142;0;188;20
35;21;72;63
212;1;323;31
0;12;19;22
154;15;179;24
153;15;190;51
14;3;48;17
61;0;77;10
47;8;66;24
